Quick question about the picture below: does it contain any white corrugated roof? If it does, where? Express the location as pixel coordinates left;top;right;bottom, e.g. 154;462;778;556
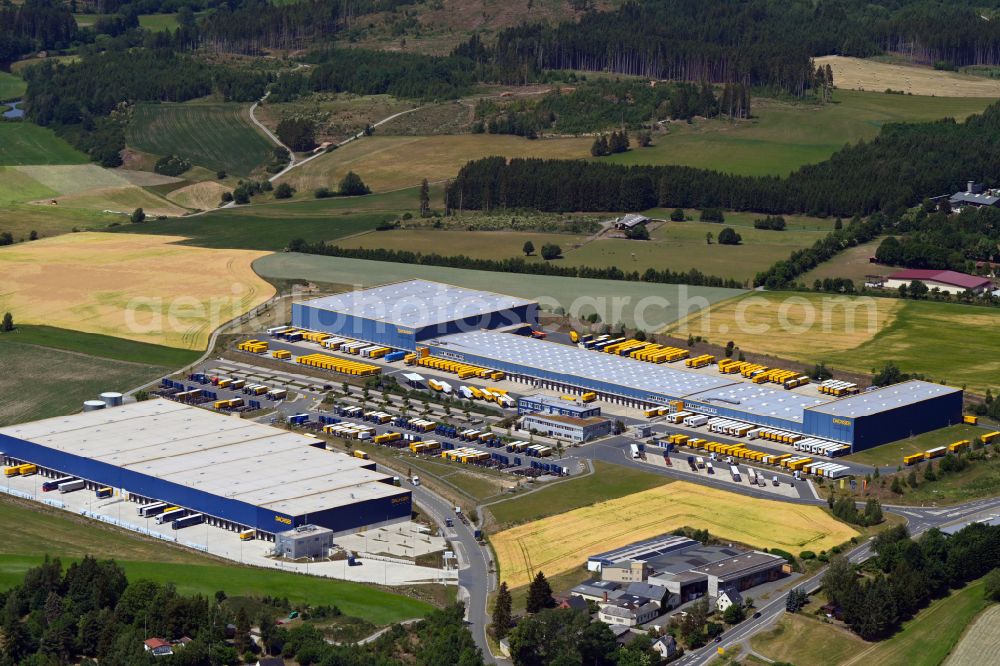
0;400;405;515
298;279;535;328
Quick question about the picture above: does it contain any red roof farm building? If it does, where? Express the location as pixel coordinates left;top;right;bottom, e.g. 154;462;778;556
884;269;992;295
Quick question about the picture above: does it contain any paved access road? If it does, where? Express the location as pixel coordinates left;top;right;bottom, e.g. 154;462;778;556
674;495;1000;666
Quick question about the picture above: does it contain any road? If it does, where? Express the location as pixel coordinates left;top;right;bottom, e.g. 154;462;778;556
675;495;1000;666
405;478;497;660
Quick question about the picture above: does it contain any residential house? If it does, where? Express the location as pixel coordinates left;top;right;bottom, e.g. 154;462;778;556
716;590;743;613
652;635;677;660
143;638;173;657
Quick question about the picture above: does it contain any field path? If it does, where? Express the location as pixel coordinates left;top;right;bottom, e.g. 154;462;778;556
251;88;430;184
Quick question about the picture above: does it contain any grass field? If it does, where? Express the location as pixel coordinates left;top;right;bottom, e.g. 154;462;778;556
665;290;900;359
487;461;669;527
944;603;1000;666
606;90;992;176
0;497;431;624
490;480;858;588
0;71;25;101
668;292;1000;392
0;232;274;349
818;56;1000;97
800;239;890;284
0;342;167;426
338;229;589;261
254;253;744;329
0;169;115;239
338;212;835;283
752;578;989;666
845;424;985;467
127;102;276;177
0;123;89;165
73;13;181;30
279;134;592;193
0;325;201;367
165;180;232;210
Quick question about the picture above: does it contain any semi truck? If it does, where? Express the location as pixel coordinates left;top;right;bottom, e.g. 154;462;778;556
138;502;168;517
729;465;741;482
58;479;86;493
156;508;187;525
630;443;641;459
42;477;75;492
172;513;204;530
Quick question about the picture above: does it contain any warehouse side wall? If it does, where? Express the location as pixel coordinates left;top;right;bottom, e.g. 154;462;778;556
296;492;413;537
292;305;418;350
803;389;964;451
0;434;407;535
0;433;268;527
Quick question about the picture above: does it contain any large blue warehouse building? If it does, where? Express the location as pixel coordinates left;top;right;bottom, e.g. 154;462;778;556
292;279;538;351
0;401;412;537
289;280;963;451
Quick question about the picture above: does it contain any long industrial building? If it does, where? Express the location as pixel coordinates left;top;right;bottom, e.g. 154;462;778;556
0;401;412;537
291;280;963;451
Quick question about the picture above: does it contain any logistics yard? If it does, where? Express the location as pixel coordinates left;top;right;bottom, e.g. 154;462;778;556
490;481;858;589
281;279;964;452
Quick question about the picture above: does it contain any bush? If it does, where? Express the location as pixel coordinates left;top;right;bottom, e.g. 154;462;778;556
670;208;685;221
717;227;742;245
314;187;334;199
799;550;816;560
274;183;295;199
339;171;371;196
768;548;796;565
540;243;563;260
753;215;786;231
700;207;725;223
154;154;191;177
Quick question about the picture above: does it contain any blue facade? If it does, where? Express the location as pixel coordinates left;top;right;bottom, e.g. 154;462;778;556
292;303;536;352
0;432;411;534
803;389;963;451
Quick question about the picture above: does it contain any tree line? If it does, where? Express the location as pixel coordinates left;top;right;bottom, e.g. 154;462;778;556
875;202;1000;272
822;521;1000;641
447;98;1000;219
454;0;1000;93
0;0;77;64
267;48;480;102
0;555;484;666
285;239;744;288
22;48;270;166
473;78;750;138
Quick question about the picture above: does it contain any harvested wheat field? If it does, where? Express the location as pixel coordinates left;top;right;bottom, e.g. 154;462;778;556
167;181;232;210
491;481;858;588
663;291;900;360
0;232;274;349
943;603;1000;666
816;56;1000;97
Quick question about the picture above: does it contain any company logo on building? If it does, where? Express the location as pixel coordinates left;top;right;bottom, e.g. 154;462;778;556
274;515;292;525
396;327;414;335
391;496;410;505
833;418;852;426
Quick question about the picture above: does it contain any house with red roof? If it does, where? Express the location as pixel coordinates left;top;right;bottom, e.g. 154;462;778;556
885;269;992;295
143;638;173;657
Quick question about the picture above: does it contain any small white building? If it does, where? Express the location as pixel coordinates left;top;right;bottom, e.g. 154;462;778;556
716;589;743;613
614;214;649;230
652;635;677;659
